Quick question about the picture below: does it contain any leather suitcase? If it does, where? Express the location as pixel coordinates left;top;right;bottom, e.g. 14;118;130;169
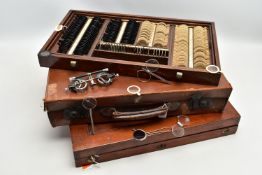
45;69;232;127
38;10;222;86
70;102;240;167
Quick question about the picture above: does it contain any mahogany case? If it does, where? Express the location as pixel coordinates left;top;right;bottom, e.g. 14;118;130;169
44;69;232;127
70;102;240;167
38;10;222;85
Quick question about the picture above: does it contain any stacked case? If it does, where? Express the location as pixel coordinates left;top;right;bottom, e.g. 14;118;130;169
39;10;240;167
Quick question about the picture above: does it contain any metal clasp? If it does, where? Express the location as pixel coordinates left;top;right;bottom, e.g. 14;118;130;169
82;98;97;135
87;155;100;164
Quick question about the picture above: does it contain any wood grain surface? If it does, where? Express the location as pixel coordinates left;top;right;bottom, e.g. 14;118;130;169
70;102;240;161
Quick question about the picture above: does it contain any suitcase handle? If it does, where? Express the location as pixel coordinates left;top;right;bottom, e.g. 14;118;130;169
112;104;168;120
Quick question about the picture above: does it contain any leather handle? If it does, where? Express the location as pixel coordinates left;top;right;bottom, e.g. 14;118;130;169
112;104;168;121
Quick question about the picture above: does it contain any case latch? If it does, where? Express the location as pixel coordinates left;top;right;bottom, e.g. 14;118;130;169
188;93;210;110
64;98;97;135
157;144;167;150
64;106;86;120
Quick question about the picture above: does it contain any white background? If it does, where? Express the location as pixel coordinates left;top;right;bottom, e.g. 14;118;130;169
0;0;261;174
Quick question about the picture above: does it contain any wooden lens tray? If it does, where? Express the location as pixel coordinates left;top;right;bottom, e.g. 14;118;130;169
38;10;221;85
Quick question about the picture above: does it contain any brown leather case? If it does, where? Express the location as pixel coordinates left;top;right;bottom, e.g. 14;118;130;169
38;10;221;86
70;102;240;167
45;69;232;127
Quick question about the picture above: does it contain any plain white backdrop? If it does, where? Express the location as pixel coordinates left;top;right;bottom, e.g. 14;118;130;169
0;0;262;174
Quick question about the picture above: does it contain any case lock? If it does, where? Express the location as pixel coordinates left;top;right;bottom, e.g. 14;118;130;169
63;99;97;120
188;93;210;110
64;106;86;120
166;101;181;111
157;144;167;150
